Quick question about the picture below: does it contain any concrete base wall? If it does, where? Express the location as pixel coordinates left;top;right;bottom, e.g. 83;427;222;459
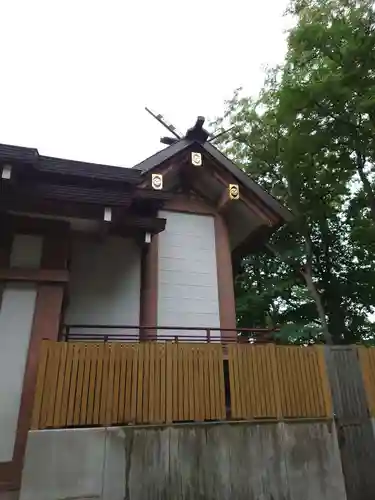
0;493;19;500
20;422;347;500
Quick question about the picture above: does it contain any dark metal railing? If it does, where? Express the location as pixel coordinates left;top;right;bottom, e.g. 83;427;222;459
62;324;279;343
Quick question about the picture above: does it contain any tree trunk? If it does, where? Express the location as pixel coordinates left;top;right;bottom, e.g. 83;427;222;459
300;264;332;345
356;151;375;220
265;243;333;344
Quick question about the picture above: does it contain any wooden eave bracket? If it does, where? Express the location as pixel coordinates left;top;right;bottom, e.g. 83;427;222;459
217;189;231;213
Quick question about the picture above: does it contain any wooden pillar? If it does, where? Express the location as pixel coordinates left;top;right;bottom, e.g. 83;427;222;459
140;234;158;340
215;214;237;342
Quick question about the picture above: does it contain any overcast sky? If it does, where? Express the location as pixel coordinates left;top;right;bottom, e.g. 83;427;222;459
0;0;290;167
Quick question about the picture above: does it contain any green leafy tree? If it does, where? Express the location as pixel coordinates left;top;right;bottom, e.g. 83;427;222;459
212;0;375;344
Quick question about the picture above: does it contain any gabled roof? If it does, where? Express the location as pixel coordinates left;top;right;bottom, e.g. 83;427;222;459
133;138;293;223
0;118;292;228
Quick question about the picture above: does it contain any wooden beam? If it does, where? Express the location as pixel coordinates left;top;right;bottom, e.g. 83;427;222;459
0;268;69;283
1;203;166;235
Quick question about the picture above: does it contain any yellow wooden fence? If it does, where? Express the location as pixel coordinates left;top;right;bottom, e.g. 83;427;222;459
31;341;337;430
31;341;226;429
358;347;375;417
228;344;332;419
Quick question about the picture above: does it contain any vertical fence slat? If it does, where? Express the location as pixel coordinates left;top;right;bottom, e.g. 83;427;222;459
182;344;189;420
93;343;104;425
45;342;61;428
281;348;294;417
117;345;126;423
217;345;226;420
265;345;278;417
105;344;116;425
304;349;316;416
270;344;282;419
72;344;85;425
198;346;205;421
316;346;333;418
59;342;74;427
99;343;110;426
358;347;375;417
79;344;91;425
257;347;268;417
212;346;219;420
210;345;218;419
31;340;50;429
172;343;179;421
129;345;138;422
153;344;161;423
66;344;79;426
192;346;200;421
241;345;251;418
111;344;121;424
148;343;156;423
86;343;98;424
124;345;134;423
142;342;150;423
165;342;173;423
177;344;183;421
53;342;68;428
136;344;144;423
188;345;195;421
228;345;240;419
160;343;166;423
251;346;259;416
195;345;203;420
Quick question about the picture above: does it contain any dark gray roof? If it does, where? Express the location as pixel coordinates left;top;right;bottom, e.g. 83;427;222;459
0;143;38;163
133;139;192;173
38;156;141;184
0;143;142;185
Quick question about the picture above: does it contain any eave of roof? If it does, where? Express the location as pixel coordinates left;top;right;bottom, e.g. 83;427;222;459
38;156;141;184
203;143;293;223
0;143;142;185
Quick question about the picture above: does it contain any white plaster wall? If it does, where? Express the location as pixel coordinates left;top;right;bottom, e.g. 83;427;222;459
65;236;141;337
10;234;42;269
157;211;220;339
0;234;42;463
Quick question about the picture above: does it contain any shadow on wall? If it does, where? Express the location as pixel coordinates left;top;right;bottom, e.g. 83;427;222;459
20;422;346;500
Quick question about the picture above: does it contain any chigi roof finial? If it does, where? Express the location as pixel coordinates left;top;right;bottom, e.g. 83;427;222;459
145;106;234;146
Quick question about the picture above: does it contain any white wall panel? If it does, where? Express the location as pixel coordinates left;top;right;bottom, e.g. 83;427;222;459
65;236;141;338
157;211;220;339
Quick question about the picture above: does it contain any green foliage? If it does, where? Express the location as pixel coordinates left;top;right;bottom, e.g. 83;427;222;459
213;0;375;344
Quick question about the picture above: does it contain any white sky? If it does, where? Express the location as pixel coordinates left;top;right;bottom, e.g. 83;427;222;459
0;0;290;167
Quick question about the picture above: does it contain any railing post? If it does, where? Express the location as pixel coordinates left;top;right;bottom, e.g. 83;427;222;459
206;329;211;343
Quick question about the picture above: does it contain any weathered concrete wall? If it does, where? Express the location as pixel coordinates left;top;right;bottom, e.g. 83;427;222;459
20;422;346;500
0;492;19;500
